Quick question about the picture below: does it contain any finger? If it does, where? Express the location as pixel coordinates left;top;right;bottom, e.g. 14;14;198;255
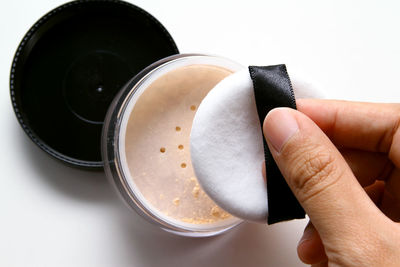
380;190;400;222
341;149;392;186
297;222;327;264
263;108;383;242
364;180;385;205
363;180;400;222
381;168;400;221
384;168;400;202
296;99;400;161
311;262;328;267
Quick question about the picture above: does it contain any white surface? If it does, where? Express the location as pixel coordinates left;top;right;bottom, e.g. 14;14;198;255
1;1;400;266
191;69;268;222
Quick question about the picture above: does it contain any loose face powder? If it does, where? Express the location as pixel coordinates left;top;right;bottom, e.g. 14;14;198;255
125;64;232;224
106;55;243;236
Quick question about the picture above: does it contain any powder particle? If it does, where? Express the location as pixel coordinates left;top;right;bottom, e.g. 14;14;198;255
173;198;180;206
192;184;200;198
210;206;230;219
211;206;221;217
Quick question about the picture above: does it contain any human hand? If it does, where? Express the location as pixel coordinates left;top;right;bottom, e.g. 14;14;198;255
263;99;400;266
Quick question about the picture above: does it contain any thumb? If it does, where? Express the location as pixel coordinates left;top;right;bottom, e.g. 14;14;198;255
263;108;383;242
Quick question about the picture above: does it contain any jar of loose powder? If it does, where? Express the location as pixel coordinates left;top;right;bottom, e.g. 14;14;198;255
102;54;243;236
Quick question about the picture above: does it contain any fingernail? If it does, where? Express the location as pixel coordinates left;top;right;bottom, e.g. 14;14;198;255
264;108;299;153
298;225;314;245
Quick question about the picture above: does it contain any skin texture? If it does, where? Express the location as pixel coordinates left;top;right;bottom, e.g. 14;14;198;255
263;99;400;267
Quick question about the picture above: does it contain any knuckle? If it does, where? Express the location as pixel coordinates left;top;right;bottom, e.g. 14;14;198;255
283;140;341;201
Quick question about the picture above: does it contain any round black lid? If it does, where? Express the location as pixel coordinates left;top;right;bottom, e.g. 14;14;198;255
10;0;179;169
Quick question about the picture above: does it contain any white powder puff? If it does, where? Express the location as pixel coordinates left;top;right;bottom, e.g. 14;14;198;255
190;67;321;222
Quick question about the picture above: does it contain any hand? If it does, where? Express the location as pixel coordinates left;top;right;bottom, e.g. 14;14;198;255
263;99;400;266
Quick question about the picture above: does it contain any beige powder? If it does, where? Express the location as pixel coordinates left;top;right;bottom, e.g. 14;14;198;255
125;64;232;224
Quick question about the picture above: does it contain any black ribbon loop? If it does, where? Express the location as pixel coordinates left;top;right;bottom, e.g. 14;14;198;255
249;65;305;224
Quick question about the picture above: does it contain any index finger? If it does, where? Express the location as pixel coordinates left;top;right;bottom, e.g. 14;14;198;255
296;99;400;155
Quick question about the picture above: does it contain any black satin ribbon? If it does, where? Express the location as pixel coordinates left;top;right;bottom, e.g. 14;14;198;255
249;65;305;224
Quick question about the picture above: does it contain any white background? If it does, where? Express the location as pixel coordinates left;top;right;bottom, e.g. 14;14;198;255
1;1;400;266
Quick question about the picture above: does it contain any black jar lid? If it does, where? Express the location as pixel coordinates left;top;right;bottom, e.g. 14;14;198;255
10;0;179;170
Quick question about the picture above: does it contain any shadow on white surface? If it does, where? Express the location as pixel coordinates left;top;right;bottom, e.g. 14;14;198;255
16;123;305;267
114;214;302;267
20;128;114;203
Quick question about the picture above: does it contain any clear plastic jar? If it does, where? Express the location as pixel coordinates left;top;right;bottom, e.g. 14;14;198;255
102;54;243;237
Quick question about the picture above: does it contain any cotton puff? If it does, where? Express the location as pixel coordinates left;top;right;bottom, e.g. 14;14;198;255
190;68;321;222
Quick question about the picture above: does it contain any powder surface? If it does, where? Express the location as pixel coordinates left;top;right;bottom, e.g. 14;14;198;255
125;64;232;224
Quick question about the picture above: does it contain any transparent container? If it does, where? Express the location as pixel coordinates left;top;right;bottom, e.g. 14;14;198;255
102;54;244;237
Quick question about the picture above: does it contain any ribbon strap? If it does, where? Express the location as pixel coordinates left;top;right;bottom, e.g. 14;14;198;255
249;65;305;224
